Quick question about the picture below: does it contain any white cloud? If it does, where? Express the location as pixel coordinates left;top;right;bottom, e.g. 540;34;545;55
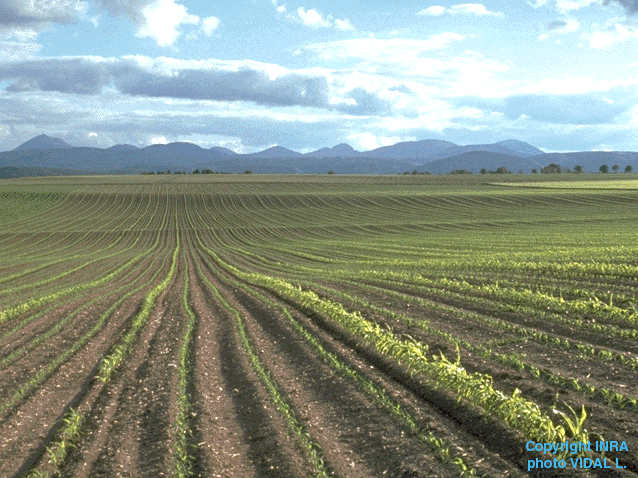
418;6;447;16
449;3;504;15
582;22;638;49
272;1;355;30
149;135;168;144
558;18;580;32
0;28;42;61
201;16;221;36
347;132;410;151
301;35;466;62
417;3;504;17
544;18;580;36
528;0;601;13
0;0;89;28
334;19;355;31
296;7;332;28
517;75;635;95
0;39;42;61
136;0;199;47
555;0;599;13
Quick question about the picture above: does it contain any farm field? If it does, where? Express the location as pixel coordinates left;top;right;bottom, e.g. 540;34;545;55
1;173;638;477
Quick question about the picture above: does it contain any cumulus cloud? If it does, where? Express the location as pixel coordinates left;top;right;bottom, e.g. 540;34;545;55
0;28;42;60
605;0;638;14
529;0;638;14
295;7;332;28
417;3;504;17
200;16;220;36
337;88;393;115
0;55;397;115
117;65;332;107
528;0;599;13
555;0;599;12
0;57;113;94
0;0;89;28
272;1;355;30
546;19;580;32
94;0;155;21
134;0;199;46
0;0;217;47
94;0;206;46
418;6;447;16
582;21;638;48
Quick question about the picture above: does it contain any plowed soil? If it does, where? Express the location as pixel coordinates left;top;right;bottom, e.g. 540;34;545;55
2;176;638;478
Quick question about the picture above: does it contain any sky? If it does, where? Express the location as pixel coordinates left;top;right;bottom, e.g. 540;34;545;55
1;1;638;153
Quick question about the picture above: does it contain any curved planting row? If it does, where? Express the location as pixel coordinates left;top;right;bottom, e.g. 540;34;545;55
2;175;638;477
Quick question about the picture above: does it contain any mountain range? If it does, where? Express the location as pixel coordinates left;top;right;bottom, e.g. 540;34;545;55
1;134;638;176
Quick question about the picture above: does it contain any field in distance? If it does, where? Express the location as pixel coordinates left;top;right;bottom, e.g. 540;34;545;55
1;173;638;477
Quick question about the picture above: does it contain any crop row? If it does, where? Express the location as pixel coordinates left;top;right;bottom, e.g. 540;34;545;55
194;235;595;457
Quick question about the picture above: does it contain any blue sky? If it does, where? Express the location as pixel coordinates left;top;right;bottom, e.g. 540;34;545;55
1;0;638;152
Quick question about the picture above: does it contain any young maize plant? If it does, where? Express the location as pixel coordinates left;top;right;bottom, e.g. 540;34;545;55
174;259;197;478
97;240;180;382
193;258;330;478
25;408;84;478
195;239;594;458
220;274;479;477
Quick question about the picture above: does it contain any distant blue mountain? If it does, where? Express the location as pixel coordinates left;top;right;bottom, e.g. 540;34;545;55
496;139;544;157
248;146;303;158
305;143;359;158
5;134;636;175
107;144;139;151
13;134;74;151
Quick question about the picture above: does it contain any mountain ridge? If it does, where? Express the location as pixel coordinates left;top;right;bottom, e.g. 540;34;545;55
3;134;637;175
13;134;74;151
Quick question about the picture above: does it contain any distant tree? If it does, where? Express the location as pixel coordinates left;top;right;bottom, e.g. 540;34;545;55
612;164;620;173
411;170;418;175
541;163;561;174
495;166;511;174
201;168;216;174
625;165;633;173
327;170;335;174
480;168;488;175
599;164;609;173
518;170;524;175
531;168;538;174
244;170;253;174
193;169;200;174
157;170;165;175
167;169;171;174
449;169;472;175
574;165;583;173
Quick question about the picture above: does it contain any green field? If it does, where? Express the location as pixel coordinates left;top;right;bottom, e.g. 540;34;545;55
492;177;638;189
1;174;637;477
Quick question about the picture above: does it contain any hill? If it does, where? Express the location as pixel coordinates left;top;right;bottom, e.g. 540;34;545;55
532;151;638;173
4;133;638;175
0;166;86;179
305;143;360;158
496;139;544;157
13;134;74;151
418;151;546;174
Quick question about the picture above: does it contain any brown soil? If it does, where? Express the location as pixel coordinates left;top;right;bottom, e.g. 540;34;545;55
2;189;638;478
